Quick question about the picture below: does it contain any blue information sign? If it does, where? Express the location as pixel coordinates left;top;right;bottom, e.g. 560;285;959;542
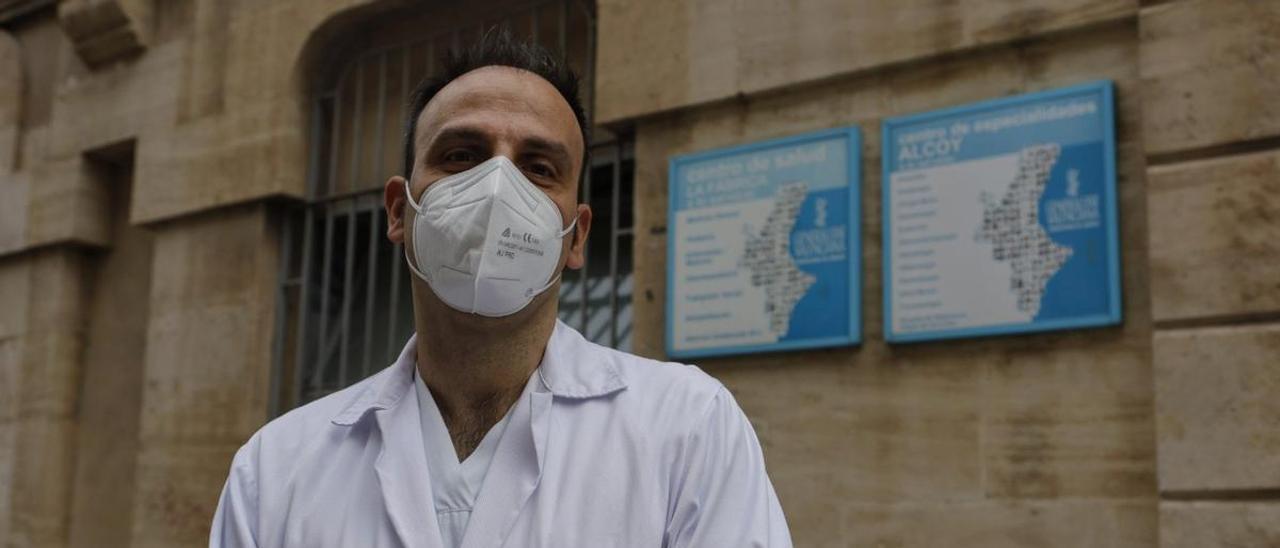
882;81;1122;343
667;127;861;359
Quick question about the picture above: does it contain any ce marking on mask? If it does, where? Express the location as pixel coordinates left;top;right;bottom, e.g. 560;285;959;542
497;227;546;260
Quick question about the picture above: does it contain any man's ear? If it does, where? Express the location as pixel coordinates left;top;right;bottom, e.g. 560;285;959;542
565;204;592;270
384;175;409;244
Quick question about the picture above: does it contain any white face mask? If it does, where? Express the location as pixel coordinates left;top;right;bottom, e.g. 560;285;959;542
403;156;577;317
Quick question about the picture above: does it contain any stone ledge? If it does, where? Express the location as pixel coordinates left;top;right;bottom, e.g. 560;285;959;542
24;157;112;250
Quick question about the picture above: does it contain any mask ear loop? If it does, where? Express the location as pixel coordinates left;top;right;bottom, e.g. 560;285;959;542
557;213;579;238
403;178;424;213
402;178;432;284
523;213;580;298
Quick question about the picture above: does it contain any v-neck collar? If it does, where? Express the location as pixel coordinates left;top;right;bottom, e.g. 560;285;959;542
414;370;520;512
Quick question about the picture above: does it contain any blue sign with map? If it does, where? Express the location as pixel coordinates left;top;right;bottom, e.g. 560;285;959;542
882;81;1122;343
666;127;861;359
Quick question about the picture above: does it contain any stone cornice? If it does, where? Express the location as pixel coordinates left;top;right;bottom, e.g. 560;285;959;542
57;0;149;67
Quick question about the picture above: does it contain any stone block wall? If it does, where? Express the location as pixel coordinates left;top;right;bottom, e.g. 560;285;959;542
0;1;374;546
601;0;1277;546
1139;1;1280;546
606;2;1156;545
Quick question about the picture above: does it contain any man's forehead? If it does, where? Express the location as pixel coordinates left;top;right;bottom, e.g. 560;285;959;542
417;66;583;152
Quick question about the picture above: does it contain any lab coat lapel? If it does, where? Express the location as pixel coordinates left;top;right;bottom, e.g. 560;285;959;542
374;386;446;548
457;389;553;548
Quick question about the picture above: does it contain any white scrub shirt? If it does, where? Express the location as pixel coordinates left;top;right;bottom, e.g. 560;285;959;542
414;367;525;548
210;319;792;548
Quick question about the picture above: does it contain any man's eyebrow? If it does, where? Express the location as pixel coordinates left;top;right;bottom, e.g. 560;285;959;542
520;136;572;164
425;127;490;150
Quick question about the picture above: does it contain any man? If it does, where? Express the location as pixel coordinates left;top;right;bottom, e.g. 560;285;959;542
210;30;792;548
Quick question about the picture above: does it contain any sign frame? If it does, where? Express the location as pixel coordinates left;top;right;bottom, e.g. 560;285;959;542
881;80;1122;343
666;127;862;360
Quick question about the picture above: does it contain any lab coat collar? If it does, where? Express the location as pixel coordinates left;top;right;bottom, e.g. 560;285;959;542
330;318;626;427
374;376;444;548
537;319;628;399
330;332;417;426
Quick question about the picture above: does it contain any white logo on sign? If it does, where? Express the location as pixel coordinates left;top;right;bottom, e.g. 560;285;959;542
814;197;828;228
1067;169;1080;197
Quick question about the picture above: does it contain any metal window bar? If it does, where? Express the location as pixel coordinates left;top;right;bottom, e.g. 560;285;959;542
558;137;634;348
272;0;633;415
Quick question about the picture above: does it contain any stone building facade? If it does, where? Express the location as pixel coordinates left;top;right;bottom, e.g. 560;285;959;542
0;0;1276;547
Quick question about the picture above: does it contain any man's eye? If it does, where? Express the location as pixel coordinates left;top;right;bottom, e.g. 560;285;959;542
524;162;555;179
444;150;479;164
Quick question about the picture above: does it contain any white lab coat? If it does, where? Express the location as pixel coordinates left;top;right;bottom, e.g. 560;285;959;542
210;320;792;548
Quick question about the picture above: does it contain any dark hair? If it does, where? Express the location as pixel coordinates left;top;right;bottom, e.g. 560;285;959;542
402;28;589;180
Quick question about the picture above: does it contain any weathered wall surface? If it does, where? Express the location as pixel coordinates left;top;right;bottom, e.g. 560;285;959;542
601;0;1280;546
131;203;279;548
9;248;92;548
1139;1;1280;546
0;1;375;546
617;5;1156;544
0;256;30;544
595;0;1137;124
68;166;149;548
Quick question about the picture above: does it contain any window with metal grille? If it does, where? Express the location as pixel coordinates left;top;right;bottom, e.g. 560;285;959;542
270;1;632;415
